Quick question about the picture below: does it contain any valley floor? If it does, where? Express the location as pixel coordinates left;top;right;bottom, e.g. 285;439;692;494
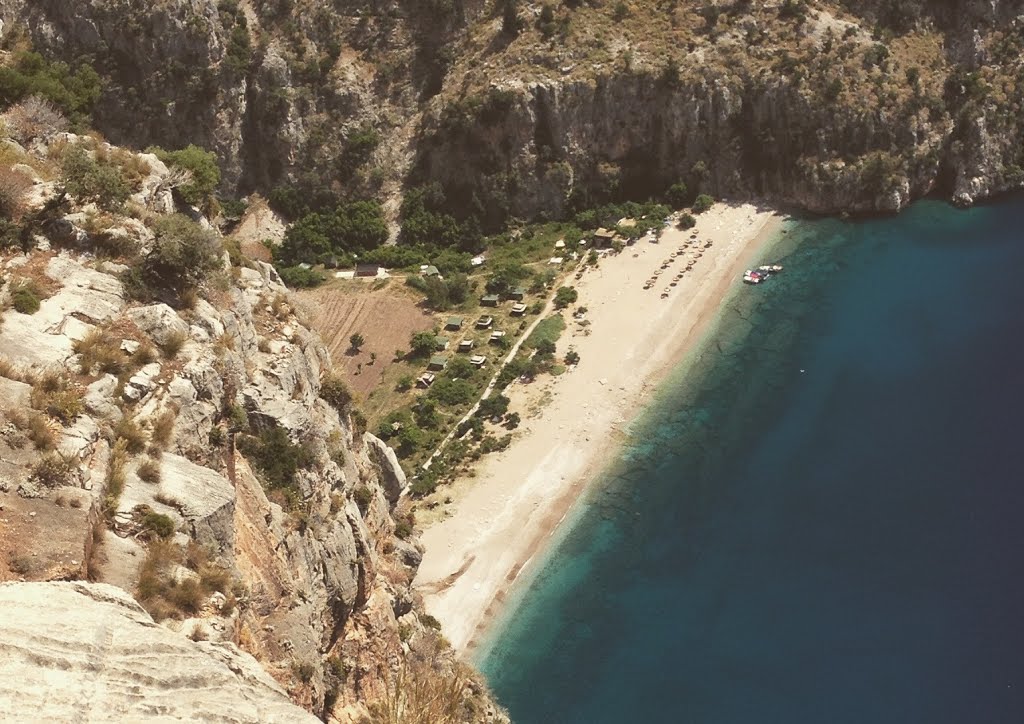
413;202;784;653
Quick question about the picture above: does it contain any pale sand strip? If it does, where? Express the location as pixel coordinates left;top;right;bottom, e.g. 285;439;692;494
413;202;785;654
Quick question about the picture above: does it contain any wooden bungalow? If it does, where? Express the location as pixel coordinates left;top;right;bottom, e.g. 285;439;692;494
592;228;617;248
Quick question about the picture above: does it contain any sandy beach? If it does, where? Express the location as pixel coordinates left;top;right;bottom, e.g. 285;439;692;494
413;202;785;654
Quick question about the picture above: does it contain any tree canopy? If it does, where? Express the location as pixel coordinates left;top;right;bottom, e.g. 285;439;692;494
277;200;389;265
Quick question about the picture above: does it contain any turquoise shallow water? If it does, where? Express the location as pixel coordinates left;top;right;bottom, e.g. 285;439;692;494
478;197;1024;723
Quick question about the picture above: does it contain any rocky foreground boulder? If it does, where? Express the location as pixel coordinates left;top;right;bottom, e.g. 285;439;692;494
0;581;320;723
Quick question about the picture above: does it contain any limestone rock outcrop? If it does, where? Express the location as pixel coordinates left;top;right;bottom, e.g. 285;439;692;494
0;581;321;724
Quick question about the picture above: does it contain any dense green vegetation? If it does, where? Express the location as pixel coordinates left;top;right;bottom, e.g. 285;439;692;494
0;50;101;128
275;200;389;266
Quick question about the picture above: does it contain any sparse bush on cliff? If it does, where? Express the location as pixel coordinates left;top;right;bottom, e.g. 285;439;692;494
73;326;127;375
237;424;315;510
31;452;78;488
340;124;382;178
30;371;82;424
136;540;232;621
2;95;68;144
502;0;523;37
149;145;221;208
353;484;373;513
321;374;354;412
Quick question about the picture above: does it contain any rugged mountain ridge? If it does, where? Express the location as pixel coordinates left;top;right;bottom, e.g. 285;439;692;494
3;0;1021;222
0;131;506;722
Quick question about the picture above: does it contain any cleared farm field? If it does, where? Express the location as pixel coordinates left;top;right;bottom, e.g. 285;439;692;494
295;279;435;408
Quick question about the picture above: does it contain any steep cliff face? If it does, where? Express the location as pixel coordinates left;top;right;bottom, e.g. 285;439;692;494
3;0;1021;222
411;0;1024;219
0;132;506;722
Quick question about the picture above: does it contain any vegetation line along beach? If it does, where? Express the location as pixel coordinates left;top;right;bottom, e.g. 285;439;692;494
414;202;783;654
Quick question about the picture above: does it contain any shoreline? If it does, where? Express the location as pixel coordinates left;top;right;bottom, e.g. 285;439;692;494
413;202;787;655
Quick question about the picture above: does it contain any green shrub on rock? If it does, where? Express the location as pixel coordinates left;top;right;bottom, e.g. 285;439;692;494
60;144;130;211
149;145;221;208
129;214;223;301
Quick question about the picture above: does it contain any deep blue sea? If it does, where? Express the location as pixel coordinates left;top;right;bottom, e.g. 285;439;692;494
478;197;1024;724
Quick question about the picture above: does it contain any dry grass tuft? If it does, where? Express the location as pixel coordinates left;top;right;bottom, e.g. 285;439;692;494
74;327;127;375
136;539;234;622
112;415;147;455
0;164;33;220
137;456;162;484
149;409;176;449
159;330;188;359
30;370;83;425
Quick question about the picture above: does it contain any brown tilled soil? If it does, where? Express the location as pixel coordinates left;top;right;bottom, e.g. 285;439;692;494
294;279;435;399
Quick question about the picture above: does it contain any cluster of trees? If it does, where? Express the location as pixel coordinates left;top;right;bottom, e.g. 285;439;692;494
405;272;471;311
485;262;529;296
573;200;670;238
0;50;101;129
275;200;389;266
399;183;481;251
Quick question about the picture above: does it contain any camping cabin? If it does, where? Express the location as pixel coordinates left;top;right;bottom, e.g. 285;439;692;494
434;336;450;351
476;315;494;329
444;316;463;330
510;287;526;301
355;263;381;277
417;372;436;388
470;355;487;367
457;339;474;353
489;330;506;343
592;228;617;248
510;303;527;316
481;294;500;307
420;264;441;277
428;355;448;371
